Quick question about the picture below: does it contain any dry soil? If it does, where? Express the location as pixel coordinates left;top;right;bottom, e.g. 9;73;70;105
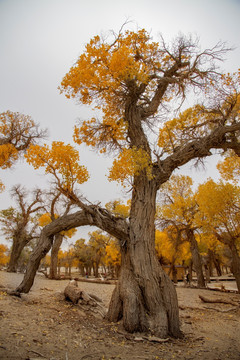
0;271;240;360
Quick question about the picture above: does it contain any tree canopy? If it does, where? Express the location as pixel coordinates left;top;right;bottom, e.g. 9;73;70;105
0;111;46;191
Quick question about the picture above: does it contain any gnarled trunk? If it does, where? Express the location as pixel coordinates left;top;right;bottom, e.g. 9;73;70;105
49;234;63;279
186;228;205;288
107;177;181;338
16;234;53;293
7;236;28;272
229;242;240;293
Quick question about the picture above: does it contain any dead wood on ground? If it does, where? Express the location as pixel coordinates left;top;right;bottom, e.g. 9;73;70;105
199;294;239;306
64;281;107;318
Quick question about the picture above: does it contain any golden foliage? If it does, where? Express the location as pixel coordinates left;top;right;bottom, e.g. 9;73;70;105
25;142;89;191
155;230;190;264
108;147;153;186
158;175;196;226
0;144;18;169
105;199;130;218
0;110;45;191
0;244;9;267
105;239;121;267
196;179;240;234
217;152;240;183
59;29;180;155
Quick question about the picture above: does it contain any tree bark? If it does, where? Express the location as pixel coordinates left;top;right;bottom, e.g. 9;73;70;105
7;236;28;272
49;234;63;279
16;232;54;293
209;249;222;277
107;176;181;338
186;229;205;288
229;242;240;293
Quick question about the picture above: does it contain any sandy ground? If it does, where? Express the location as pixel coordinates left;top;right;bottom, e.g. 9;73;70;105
0;271;240;360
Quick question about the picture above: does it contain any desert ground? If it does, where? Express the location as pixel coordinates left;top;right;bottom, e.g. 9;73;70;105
0;271;240;360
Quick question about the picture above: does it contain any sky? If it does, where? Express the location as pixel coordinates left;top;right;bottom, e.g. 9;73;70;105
0;0;240;245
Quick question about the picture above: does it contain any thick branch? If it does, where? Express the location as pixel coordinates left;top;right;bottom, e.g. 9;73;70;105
154;123;240;187
42;207;129;244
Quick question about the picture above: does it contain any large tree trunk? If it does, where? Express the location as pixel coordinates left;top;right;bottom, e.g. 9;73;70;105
49;234;63;279
229;242;240;293
16;233;54;293
7;236;27;272
187;228;205;288
107;177;181;338
208;249;222;277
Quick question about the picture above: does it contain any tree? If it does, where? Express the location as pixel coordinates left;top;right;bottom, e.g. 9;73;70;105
0;185;44;272
0;244;9;269
0;110;46;190
157;175;206;287
196;179;240;292
74;238;91;276
88;230;109;277
61;247;76;276
155;228;190;283
16;28;240;338
105;237;121;278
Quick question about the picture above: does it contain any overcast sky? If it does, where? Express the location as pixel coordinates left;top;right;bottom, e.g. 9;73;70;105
0;0;240;244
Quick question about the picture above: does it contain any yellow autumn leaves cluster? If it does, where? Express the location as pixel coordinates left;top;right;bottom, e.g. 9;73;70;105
59;29;177;154
108;147;153;186
0;110;45;191
25;142;89;191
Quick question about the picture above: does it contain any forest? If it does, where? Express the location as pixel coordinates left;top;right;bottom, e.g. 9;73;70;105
0;28;240;341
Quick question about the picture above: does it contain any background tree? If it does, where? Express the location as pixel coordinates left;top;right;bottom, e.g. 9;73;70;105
197;232;224;279
74;238;93;276
155;227;191;283
0;244;9;269
0;110;46;191
196;179;240;292
61;247;76;277
17;28;240;338
0;185;44;272
88;230;109;278
157;175;206;287
105;237;121;278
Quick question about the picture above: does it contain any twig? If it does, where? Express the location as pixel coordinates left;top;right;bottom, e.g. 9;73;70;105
80;354;103;359
28;349;46;357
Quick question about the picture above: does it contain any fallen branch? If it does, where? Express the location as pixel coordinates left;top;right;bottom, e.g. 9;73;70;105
134;336;170;343
28;349;46;358
203;306;238;313
199;295;239;306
